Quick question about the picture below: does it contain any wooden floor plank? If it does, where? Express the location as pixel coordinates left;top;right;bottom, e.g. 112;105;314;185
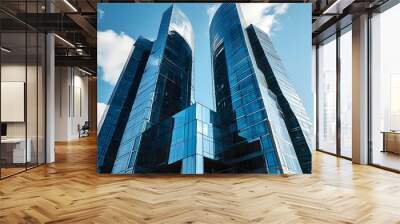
0;135;400;223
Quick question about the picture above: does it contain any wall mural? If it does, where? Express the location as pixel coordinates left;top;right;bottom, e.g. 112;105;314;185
97;3;313;174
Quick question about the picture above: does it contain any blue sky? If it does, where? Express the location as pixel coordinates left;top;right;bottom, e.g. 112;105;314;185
97;3;312;122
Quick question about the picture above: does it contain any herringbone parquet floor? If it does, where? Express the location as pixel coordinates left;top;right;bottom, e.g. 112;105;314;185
1;135;400;224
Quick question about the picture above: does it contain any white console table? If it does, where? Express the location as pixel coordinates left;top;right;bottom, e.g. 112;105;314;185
1;138;31;163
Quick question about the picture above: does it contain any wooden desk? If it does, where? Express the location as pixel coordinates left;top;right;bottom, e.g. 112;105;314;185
382;131;400;154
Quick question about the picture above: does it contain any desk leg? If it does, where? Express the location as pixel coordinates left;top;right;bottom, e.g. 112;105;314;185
382;133;386;153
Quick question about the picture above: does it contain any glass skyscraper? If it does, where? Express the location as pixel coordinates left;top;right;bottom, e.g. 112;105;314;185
246;24;313;173
98;4;312;174
97;37;153;173
100;5;195;174
209;3;312;174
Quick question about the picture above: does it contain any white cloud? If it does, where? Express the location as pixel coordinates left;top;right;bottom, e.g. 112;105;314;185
240;3;289;35
97;30;135;85
98;9;104;20
170;8;194;49
274;4;289;15
206;3;289;35
207;3;221;24
97;102;108;126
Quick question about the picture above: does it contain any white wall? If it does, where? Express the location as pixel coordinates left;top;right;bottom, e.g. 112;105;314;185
55;67;89;141
1;63;46;163
1;65;37;138
1;65;26;131
55;66;69;141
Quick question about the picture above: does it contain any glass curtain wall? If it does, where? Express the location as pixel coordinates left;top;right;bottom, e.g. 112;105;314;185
0;26;27;177
317;35;337;154
0;0;46;179
339;26;352;158
370;3;400;171
317;24;353;158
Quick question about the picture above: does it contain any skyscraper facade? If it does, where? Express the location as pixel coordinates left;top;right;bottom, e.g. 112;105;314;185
109;6;195;174
246;24;313;173
97;37;153;173
98;4;312;174
134;103;222;174
209;3;312;174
